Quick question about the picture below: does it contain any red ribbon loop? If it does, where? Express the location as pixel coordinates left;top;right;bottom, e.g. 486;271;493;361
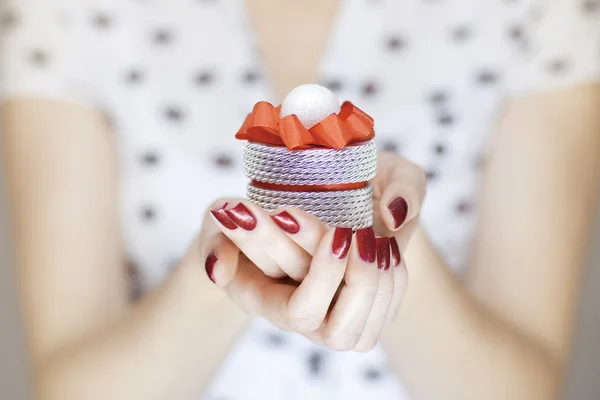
236;101;374;150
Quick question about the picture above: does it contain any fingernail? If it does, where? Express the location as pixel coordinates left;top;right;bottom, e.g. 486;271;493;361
356;227;376;263
376;237;391;271
390;237;401;267
211;208;239;230
271;211;300;234
205;251;218;283
225;203;257;231
332;227;353;259
388;197;408;229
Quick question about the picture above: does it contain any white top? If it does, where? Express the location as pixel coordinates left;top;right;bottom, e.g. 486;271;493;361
1;0;599;399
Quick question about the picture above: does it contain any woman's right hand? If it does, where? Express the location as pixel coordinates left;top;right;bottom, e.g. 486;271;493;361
202;200;407;352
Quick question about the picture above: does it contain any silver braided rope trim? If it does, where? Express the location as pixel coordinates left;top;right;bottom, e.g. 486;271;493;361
243;140;377;185
247;184;373;229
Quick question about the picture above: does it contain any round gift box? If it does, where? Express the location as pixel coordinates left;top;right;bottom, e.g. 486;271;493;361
243;140;377;229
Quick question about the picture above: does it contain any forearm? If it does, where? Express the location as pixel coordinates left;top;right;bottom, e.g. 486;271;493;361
383;228;563;400
36;261;249;400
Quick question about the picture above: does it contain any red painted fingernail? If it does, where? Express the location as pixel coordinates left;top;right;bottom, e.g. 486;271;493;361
205;251;218;283
271;211;300;234
390;237;401;267
225;203;257;231
376;237;391;271
388;197;408;229
211;207;238;230
356;227;376;263
332;227;353;259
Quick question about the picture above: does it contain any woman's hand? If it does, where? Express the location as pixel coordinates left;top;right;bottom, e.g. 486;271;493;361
205;151;426;351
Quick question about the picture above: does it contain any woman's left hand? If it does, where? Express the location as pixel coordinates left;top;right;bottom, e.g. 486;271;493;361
209;151;426;351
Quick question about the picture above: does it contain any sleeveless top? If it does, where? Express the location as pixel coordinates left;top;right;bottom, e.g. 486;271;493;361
1;0;599;398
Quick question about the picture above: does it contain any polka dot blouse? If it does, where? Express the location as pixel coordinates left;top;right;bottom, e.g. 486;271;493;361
1;0;599;399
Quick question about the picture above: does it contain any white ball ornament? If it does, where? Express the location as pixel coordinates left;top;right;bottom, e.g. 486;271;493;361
280;84;341;129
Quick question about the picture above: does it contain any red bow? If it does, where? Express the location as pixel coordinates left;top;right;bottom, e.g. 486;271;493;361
235;101;375;150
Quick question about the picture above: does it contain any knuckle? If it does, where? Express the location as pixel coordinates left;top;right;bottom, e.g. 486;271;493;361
315;263;345;285
285;313;322;333
353;280;379;296
326;331;360;351
354;339;378;353
374;289;393;303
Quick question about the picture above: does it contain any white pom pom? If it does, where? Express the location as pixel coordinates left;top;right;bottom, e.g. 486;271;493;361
280;84;341;129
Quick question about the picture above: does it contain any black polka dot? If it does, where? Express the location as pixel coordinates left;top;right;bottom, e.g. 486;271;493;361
456;200;473;214
429;90;449;104
140;151;160;166
29;50;50;66
380;139;399;153
426;170;438;180
195;70;215;86
164;106;185;122
451;25;473;42
0;9;18;30
361;81;379;97
91;12;113;29
476;69;500;85
126;260;144;302
434;143;446;155
125;69;144;84
508;24;524;41
153;29;173;45
307;351;325;377
213;153;234;169
264;332;287;347
437;113;455;126
140;206;156;221
322;78;343;92
547;58;570;74
243;69;261;84
473;154;487;169
583;0;600;13
385;34;406;51
363;367;384;381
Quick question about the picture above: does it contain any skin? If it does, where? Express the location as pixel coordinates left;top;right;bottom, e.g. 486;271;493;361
2;1;600;399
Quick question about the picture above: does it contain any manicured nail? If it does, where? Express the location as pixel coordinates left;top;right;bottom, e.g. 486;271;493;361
388;197;408;229
271;211;300;234
356;227;376;263
210;203;238;230
205;251;218;283
376;237;391;271
390;237;401;267
332;227;353;259
225;203;257;231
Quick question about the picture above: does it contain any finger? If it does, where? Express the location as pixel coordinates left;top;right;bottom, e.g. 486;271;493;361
203;236;240;287
386;242;408;325
224;255;295;330
211;199;312;280
285;227;352;332
377;153;427;233
209;199;283;278
183;208;240;286
322;227;379;351
354;237;395;352
270;206;329;256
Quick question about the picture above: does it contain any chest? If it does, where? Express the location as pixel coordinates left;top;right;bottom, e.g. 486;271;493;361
245;0;341;99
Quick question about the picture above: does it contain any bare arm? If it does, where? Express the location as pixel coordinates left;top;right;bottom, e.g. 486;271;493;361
2;99;248;400
383;85;600;399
